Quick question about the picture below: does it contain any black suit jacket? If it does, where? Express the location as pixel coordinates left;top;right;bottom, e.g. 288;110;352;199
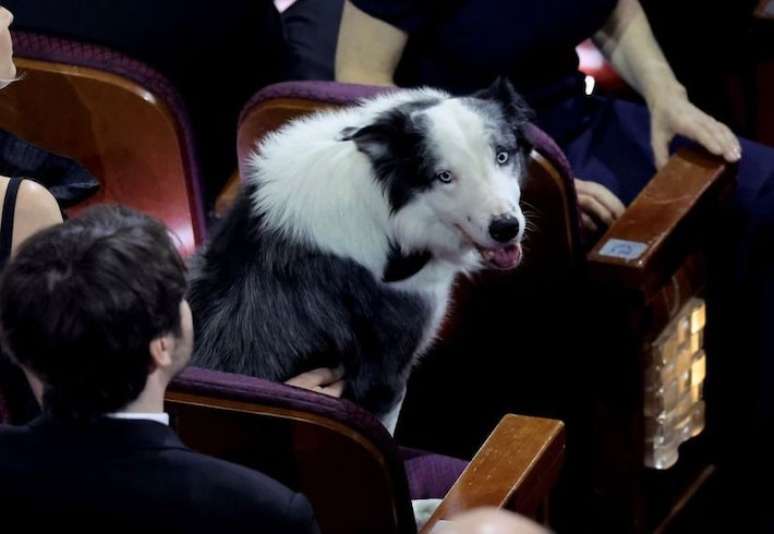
4;0;289;204
0;417;319;533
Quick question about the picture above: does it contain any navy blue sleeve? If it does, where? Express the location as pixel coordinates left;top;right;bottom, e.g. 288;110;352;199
349;0;430;33
284;492;321;534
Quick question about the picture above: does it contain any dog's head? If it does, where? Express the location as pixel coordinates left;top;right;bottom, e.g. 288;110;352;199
344;78;532;271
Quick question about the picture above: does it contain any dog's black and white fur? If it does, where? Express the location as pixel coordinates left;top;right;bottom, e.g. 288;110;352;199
188;78;532;431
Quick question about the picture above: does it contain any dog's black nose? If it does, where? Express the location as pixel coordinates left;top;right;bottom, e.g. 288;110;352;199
489;216;520;243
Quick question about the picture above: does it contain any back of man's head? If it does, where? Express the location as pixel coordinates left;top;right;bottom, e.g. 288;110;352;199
0;205;187;421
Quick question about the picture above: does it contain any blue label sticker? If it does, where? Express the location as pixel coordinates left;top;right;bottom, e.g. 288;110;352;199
598;239;648;261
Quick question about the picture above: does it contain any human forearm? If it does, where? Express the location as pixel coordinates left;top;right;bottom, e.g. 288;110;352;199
335;0;406;85
592;0;683;105
594;0;740;168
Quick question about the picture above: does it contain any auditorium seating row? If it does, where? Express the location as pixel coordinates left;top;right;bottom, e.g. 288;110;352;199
0;32;735;533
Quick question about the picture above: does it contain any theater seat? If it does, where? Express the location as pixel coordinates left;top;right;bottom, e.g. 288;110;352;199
0;32;206;255
166;367;566;534
211;81;735;531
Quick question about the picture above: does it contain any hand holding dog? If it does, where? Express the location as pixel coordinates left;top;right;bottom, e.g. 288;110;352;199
285;367;346;398
575;86;740;238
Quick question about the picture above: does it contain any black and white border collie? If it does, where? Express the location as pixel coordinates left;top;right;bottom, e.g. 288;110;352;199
188;78;532;432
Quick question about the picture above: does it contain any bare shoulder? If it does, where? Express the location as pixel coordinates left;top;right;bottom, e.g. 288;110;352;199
15;179;61;216
8;178;63;252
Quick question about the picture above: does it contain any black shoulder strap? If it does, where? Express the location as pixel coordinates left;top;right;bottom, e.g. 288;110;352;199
0;177;23;264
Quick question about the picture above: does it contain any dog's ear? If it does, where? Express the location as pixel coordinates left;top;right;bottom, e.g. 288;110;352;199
519;128;535;157
341;123;391;160
340;110;415;161
473;76;533;126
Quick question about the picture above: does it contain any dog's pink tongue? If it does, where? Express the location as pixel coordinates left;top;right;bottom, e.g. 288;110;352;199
486;244;522;270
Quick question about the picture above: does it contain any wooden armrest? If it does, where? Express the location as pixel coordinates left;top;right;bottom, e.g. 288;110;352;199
420;414;565;533
587;148;734;296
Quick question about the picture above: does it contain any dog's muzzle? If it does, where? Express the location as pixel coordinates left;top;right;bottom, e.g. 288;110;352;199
477;242;522;270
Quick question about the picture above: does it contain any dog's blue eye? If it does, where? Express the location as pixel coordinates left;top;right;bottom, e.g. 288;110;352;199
436;171;454;184
496;151;510;165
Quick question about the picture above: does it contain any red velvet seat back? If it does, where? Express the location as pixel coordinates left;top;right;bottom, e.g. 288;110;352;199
0;32;206;255
167;367;416;534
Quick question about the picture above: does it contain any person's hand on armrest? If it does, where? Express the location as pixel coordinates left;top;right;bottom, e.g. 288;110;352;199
647;86;741;169
592;0;741;169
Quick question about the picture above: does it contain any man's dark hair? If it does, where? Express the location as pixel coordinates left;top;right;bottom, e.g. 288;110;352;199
0;205;187;420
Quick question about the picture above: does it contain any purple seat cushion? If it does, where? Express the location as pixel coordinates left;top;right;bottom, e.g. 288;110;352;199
172;366;400;459
400;446;468;500
11;31;207;238
239;80;388;124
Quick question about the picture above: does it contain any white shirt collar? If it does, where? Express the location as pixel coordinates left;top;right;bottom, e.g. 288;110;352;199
106;412;170;426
